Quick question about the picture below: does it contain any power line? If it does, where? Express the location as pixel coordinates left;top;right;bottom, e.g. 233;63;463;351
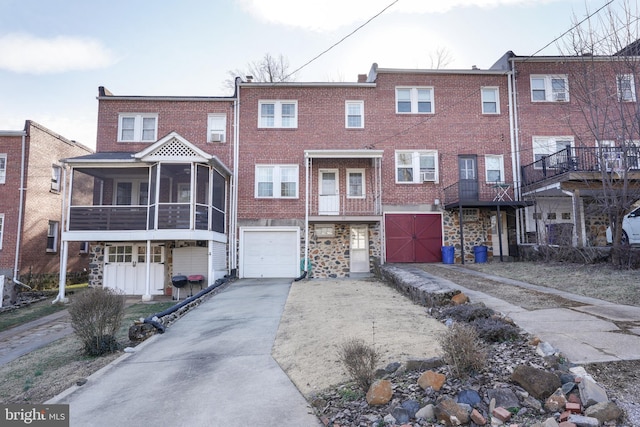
285;0;400;79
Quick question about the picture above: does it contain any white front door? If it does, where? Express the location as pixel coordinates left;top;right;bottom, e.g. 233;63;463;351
350;225;369;273
491;213;509;257
104;244;165;295
319;169;339;215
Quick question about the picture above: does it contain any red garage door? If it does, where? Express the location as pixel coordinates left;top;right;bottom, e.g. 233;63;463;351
385;214;442;263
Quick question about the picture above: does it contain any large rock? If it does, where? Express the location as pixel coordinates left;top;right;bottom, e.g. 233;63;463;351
366;379;392;405
434;397;470;426
544;388;568;412
391;406;409;424
511;365;561;399
457;389;481;407
567;414;600;427
415;404;435;420
405;357;444;371
418;370;446;391
486;387;520;409
584;401;623;423
401;400;421;418
578;379;608;408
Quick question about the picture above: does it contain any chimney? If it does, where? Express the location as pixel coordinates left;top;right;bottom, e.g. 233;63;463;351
357;74;367;83
245;75;253;82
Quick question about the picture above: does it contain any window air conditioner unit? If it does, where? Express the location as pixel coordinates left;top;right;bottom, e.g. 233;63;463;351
210;132;225;143
420;171;436;182
553;92;567;102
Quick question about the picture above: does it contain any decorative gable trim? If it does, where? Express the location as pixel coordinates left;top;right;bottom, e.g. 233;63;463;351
133;132;211;162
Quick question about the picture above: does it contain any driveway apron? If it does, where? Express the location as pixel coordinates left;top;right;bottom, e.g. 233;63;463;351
51;278;321;427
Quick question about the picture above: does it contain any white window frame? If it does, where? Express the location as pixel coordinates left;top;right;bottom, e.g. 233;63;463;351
258;100;298;128
485;155;505;183
0;154;6;184
345;101;364;128
532;136;574;169
117;113;158;142
481;87;500;114
346;169;365;198
395;87;434;114
530;75;569;102
617;74;636;102
0;213;4;249
51;164;62;192
79;241;89;254
395;150;439;183
46;220;59;253
207;113;227;142
255;165;299;198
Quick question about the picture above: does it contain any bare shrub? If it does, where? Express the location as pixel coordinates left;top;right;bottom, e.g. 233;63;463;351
437;322;487;378
439;303;494;322
472;318;520;343
338;338;380;392
68;287;126;356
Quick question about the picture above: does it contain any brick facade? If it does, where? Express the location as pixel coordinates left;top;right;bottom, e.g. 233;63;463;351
0;121;93;280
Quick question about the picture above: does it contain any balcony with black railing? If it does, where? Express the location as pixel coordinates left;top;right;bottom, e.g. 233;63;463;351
443;180;515;207
521;146;640;187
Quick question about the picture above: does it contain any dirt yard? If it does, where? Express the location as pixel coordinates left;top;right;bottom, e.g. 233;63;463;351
271;277;446;397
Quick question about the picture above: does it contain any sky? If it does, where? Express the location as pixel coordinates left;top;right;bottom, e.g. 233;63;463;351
0;0;618;149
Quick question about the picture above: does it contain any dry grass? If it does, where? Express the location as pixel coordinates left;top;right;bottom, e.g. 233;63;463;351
464;262;640;306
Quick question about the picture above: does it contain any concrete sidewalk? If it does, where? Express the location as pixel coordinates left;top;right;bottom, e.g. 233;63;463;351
47;279;321;427
401;265;640;364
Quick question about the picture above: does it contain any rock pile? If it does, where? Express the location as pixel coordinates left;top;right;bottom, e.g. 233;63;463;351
312;333;625;427
311;290;627;426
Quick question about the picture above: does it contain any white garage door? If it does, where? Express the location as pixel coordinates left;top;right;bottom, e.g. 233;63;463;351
240;228;299;278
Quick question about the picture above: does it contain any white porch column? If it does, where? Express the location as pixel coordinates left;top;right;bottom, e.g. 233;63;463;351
54;241;69;304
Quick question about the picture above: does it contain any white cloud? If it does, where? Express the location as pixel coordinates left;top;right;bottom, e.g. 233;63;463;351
238;0;555;31
0;33;118;74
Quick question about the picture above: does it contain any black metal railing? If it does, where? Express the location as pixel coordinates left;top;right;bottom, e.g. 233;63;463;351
521;146;640;186
443;180;514;205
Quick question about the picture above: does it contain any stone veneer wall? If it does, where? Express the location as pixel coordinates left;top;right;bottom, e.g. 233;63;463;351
88;243;105;287
307;223;380;278
441;209;493;263
583;199;612;247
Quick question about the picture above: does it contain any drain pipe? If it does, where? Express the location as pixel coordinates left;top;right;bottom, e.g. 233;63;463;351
13;129;27;286
143;276;231;333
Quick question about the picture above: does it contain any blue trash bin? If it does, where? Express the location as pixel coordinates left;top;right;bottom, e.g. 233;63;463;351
474;245;488;263
441;246;454;264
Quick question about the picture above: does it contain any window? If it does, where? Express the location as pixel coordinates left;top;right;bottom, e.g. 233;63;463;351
396;87;433;114
108;245;133;263
617;74;636;102
532;137;573;169
207;114;227;142
347;169;365;198
462;208;479;222
0;214;3;249
258;101;298;128
481;87;500;114
51;165;62;192
562;212;571;220
315;224;335;237
395;151;438;183
118;114;158;142
530;75;569;102
345;101;364;128
46;221;59;253
115;180;148;205
485;155;504;183
255;165;298;198
533;212;542;220
0;154;6;184
547;213;557;220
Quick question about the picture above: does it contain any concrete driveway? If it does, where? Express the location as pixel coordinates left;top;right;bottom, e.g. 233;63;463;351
49;278;321;427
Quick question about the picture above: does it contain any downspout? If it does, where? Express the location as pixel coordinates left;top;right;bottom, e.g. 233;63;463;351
13;131;30;291
298;153;310;281
508;61;523;245
230;80;240;275
53;166;69;304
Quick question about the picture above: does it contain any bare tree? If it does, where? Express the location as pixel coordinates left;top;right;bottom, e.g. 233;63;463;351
429;46;453;69
224;53;297;91
558;1;640;265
